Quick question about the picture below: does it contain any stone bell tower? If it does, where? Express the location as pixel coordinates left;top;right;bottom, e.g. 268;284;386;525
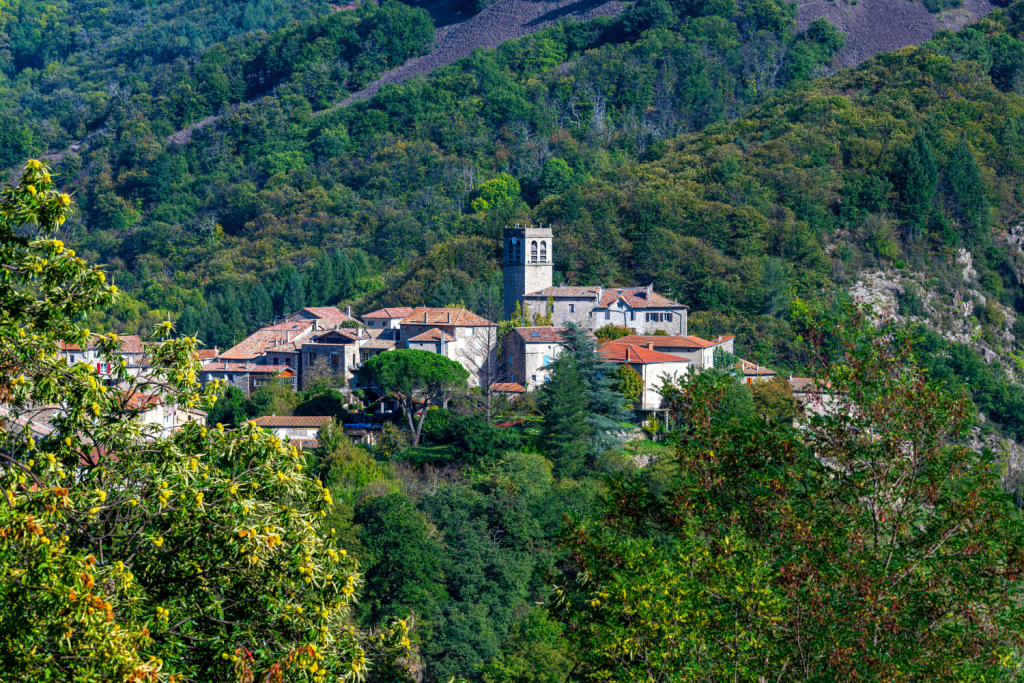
503;224;553;320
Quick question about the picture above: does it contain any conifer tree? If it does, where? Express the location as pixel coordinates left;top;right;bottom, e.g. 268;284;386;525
308;252;336;306
539;354;591;475
558;322;633;452
902;129;938;235
282;271;306;315
250;282;274;327
948;137;990;243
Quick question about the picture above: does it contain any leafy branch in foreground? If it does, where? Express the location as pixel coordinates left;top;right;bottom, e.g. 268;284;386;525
0;161;414;682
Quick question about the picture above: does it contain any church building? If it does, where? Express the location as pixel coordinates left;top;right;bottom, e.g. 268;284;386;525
502;224;689;335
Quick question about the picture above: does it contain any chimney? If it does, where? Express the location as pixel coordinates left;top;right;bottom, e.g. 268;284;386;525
346;305;353;317
286;331;291;342
648;342;654;349
446;312;451;324
647;283;653;299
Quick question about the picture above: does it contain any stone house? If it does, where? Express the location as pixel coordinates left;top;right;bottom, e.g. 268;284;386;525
503;327;565;391
521;285;689;336
251;415;332;449
60;335;149;377
398;308;498;387
734;358;777;384
300;327;379;389
598;342;692;411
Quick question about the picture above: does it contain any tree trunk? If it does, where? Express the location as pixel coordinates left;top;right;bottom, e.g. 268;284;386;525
404;396;419;446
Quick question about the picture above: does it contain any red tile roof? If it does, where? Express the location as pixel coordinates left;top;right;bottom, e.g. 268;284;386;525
599;343;693;364
196;348;219;360
287;307;354;323
252;415;333;428
408;328;456;342
362;307;415;319
202;362;294;375
220;322;314;360
513;327;565;342
123;392;162;409
735;358;776;376
523;285;686;310
611;335;721;349
788;378;828;393
490;382;526;393
400;308;495;327
361;339;396;350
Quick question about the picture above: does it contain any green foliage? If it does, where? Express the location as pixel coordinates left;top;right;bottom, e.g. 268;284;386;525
0;162;413;681
447;413;523;463
748;375;801;422
901;129;940;234
594;323;633;341
611;363;644;404
481;609;573;683
553;303;1024;681
947;137;991;243
472;173;523;215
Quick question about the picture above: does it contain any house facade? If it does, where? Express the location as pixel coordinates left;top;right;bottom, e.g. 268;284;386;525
201;362;296;394
503;327;565;391
361;307;414;339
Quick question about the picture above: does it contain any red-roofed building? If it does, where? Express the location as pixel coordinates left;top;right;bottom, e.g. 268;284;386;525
60;334;149;375
503;327;566;391
201;362;297;395
734;358;777;384
519;284;689;336
599;342;691;410
251;415;331;448
283;306;356;326
607;334;735;368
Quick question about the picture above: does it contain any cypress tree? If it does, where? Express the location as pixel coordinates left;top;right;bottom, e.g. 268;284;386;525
558;322;634;453
332;250;353;300
283;272;306;315
902;130;938;234
539;354;592;475
177;306;200;338
308;252;336;306
948;137;990;243
250;282;274;327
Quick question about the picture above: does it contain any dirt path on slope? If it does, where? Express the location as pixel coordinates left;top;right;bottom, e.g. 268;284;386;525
795;0;997;68
336;0;626;106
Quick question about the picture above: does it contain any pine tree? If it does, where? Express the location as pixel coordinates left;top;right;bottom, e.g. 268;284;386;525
539;354;592;475
902;130;938;235
558;322;634;452
283;271;306;315
176;306;200;338
332;250;353;300
948;137;990;243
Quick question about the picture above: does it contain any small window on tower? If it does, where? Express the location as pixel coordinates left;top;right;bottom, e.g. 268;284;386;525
531;241;538;262
540;241;547;261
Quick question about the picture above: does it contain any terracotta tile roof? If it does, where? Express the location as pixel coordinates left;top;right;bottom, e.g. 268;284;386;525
524;285;601;298
196;349;219;360
513;327;565;343
788;378;828;393
490;382;526;393
523;285;686;310
202;362;293;375
408;328;456;342
361;339;396;350
611;335;720;349
362;307;415;320
220;322;314;360
735;358;776;376
400;308;495;327
123;392;162;409
597;287;684;310
599;343;692;364
306;329;364;345
251;415;333;428
287;307;354;323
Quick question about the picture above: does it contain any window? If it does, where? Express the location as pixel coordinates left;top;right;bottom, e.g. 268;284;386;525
513;240;521;263
569;304;575;313
604;311;610;320
351;355;356;366
273;357;279;365
70;355;75;363
309;353;318;364
531;375;537;382
531;240;538;262
544;374;550;383
630;311;635;321
543;355;550;366
229;374;235;382
331;354;340;365
285;358;292;367
540;241;546;261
